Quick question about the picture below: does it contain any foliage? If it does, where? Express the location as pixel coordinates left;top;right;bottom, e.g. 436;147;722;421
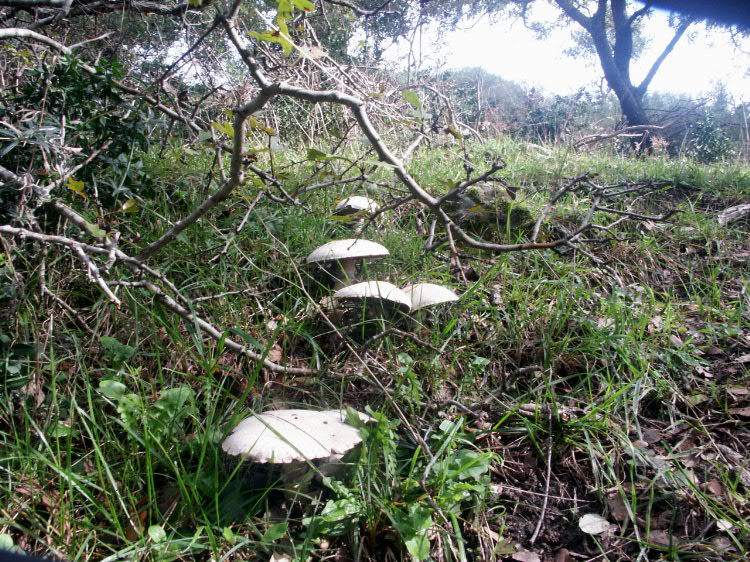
686;113;737;163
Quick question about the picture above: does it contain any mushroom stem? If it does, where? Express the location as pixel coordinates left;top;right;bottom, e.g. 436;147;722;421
334;258;358;289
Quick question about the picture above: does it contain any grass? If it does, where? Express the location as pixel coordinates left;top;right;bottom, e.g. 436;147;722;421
1;136;749;560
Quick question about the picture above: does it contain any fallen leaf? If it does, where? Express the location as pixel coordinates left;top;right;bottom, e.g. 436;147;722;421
728;407;750;417
641;428;662;444
705;479;724;497
511;550;541;562
716;519;734;531
579;513;613;535
736;354;750;364
554;548;573;562
606;494;630;522
267;344;283;363
648;530;673;546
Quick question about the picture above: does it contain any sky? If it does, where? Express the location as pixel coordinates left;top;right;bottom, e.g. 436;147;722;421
385;2;750;102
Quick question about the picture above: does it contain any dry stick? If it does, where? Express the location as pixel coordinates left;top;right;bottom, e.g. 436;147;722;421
0;224;313;375
210;190;264;263
529;410;554;546
137;86;273;261
221;16;570;258
531;173;590;242
39;250;95;335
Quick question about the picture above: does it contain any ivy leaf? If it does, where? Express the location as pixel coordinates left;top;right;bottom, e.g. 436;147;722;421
66;177;87;200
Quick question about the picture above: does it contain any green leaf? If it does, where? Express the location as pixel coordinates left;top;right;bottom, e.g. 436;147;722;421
116;393;144;431
66;177;87;200
98;380;128;401
100;336;136;365
85;221;107;238
307;147;330;161
401;89;422;111
392;504;433;560
222;527;236;544
248;117;276;135
211;121;234;137
118;198;139;213
148;525;166;543
260;522;288;543
0;534;20;553
275;17;294;56
290;0;315;12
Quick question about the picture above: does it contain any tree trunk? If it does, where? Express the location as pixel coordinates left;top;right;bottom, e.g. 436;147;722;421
554;0;693;151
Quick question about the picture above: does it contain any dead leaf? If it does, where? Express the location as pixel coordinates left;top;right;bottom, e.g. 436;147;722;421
511;550;541;562
554;549;573;562
648;530;673;546
716;519;734;531
267;344;283;363
736;354;750;364
705;479;724;497
641;428;662;444
606;494;629;522
579;513;613;535
728;407;750;417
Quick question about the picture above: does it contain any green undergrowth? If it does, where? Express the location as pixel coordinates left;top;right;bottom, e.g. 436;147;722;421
2;137;749;560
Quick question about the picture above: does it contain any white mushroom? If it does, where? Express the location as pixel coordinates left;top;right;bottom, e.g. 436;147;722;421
333;281;412;313
334;196;379;217
222;408;371;497
306;239;389;288
222;409;368;463
402;283;459;310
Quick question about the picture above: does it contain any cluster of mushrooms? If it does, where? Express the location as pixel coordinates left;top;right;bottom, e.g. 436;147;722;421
305;196;459;316
221;197;460;500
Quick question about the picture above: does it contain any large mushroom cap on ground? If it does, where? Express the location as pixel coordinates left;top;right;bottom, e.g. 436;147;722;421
333;281;412;312
305;239;389;265
222;409;369;463
402;283;459;310
334;196;379;215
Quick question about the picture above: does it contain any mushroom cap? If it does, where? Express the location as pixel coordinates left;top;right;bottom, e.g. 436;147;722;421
306;239;389;264
222;409;370;463
333;281;412;312
334;196;379;215
402;283;459;310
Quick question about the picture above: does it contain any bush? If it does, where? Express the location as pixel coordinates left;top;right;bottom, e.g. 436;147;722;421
685;113;736;163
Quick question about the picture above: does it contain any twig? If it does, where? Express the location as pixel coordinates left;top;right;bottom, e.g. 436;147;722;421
529;409;554;545
210;190;264;262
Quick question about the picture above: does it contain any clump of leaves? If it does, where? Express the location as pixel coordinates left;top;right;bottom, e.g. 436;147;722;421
304;412;492;560
98;377;197;446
